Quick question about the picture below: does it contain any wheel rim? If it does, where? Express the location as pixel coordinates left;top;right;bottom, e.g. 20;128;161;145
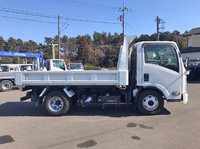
2;82;11;90
142;95;159;111
49;96;64;112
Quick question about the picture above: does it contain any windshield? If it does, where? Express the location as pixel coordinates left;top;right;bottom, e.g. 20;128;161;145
144;44;179;72
52;60;65;70
20;65;33;71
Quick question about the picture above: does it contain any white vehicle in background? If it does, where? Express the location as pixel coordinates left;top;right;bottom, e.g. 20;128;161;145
0;64;17;72
0;64;33;91
43;59;67;71
66;63;84;71
0;59;68;92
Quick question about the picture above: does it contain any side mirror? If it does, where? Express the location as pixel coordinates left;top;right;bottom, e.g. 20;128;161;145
185;55;190;71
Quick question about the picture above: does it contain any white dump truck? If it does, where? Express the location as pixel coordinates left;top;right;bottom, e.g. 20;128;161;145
15;36;189;116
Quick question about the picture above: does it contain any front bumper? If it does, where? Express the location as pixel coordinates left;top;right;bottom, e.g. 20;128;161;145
182;93;188;104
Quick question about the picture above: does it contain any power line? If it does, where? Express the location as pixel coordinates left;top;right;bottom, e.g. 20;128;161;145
0;7;57;18
0;7;120;24
42;0;114;11
125;26;133;35
60;18;69;28
60;24;69;31
0;15;58;24
67;18;120;24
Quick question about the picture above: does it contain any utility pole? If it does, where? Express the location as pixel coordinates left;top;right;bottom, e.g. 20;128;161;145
118;3;130;40
156;16;165;41
122;3;125;38
58;15;60;59
156;16;160;41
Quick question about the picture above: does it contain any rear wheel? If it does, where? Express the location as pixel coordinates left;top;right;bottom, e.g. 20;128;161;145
137;90;164;115
44;91;71;116
0;80;13;92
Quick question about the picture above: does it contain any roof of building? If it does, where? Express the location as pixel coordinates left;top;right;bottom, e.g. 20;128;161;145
180;47;200;53
184;27;200;36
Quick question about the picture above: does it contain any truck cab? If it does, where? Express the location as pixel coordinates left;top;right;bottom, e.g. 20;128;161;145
128;41;188;114
43;59;67;71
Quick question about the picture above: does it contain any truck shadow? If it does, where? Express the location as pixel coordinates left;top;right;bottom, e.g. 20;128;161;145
67;104;171;117
0;102;171;117
11;86;19;90
0;102;47;116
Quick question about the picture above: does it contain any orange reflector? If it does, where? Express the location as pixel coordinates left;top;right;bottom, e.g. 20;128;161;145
173;100;181;102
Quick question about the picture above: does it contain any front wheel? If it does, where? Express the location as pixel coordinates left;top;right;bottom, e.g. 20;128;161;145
44;91;71;116
0;80;13;92
137;90;164;115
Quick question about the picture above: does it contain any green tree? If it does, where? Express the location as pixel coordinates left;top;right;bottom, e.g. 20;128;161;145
150;33;157;41
0;36;6;51
160;31;170;41
16;38;24;52
6;37;17;52
112;33;123;45
107;32;114;45
62;35;68;43
44;37;53;45
84;34;93;45
138;34;150;41
0;57;13;64
93;31;104;45
43;45;52;60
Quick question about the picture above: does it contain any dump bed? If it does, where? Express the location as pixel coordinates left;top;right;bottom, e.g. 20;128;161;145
14;36;136;91
15;70;128;91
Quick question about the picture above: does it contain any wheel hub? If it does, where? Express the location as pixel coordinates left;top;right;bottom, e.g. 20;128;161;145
2;82;11;90
49;97;64;112
142;95;159;111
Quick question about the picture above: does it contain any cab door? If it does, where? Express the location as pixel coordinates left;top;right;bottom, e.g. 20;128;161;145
140;43;182;100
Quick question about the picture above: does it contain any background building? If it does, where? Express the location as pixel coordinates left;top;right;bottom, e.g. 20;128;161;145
181;27;200;60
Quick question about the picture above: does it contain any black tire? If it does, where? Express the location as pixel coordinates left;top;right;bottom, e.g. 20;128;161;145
44;91;71;116
0;80;13;92
137;90;164;115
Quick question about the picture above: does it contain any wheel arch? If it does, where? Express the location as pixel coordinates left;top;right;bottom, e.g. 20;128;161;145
37;86;75;105
0;79;14;84
134;86;166;102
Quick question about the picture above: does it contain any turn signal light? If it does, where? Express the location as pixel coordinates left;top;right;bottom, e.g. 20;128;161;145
172;92;180;96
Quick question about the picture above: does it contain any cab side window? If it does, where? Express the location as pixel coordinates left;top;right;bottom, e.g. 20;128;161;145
144;44;179;72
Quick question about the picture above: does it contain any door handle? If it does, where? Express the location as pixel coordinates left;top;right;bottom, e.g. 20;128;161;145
144;73;149;82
